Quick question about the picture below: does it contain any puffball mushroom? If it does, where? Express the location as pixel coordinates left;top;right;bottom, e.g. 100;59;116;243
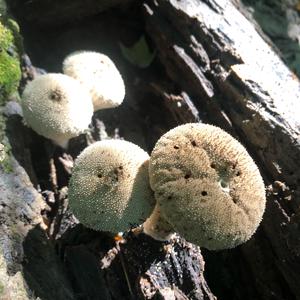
147;123;266;250
21;73;94;148
62;51;125;111
0;143;4;162
68;139;155;233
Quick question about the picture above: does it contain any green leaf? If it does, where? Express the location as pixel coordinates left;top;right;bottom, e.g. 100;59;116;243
120;35;156;68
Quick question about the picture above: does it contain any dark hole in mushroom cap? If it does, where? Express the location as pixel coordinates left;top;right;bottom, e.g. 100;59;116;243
97;174;102;178
201;191;208;196
191;140;197;147
49;89;62;101
211;163;216;169
174;145;179;150
220;181;227;188
184;173;191;179
236;171;241;176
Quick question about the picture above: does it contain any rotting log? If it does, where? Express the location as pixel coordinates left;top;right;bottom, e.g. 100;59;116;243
1;0;300;299
143;1;300;299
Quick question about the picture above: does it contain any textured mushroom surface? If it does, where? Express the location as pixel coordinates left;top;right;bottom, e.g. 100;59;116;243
149;123;266;250
63;51;125;111
0;143;4;162
21;73;93;148
68;140;155;232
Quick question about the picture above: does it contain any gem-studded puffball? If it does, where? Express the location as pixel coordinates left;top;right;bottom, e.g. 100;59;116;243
63;51;125;111
149;123;266;250
21;73;93;148
68;140;155;232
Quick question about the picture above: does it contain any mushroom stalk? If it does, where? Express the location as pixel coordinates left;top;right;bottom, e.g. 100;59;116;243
143;204;174;241
52;135;70;149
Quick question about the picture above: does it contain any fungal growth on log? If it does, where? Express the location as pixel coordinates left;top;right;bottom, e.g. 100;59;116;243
21;73;94;148
68;139;155;233
2;0;299;298
146;123;266;250
63;51;126;111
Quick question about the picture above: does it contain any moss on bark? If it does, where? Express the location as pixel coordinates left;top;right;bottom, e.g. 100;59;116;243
0;19;21;105
0;1;22;173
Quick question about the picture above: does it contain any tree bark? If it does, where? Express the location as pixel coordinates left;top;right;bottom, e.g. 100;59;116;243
143;1;300;299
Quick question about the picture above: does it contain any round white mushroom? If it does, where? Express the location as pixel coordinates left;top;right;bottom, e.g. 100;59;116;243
0;143;5;162
149;123;266;250
68;139;155;233
63;51;125;111
21;73;94;148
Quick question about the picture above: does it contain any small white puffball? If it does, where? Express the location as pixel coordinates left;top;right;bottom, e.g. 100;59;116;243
149;123;266;250
0;143;4;162
21;73;94;148
62;51;125;111
68;139;155;233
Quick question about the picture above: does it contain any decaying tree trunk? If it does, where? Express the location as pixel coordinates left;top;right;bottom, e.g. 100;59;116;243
143;1;300;299
1;0;300;299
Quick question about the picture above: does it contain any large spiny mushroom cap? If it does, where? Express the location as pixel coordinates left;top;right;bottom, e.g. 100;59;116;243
149;123;266;250
21;73;93;148
68;140;155;233
62;51;125;111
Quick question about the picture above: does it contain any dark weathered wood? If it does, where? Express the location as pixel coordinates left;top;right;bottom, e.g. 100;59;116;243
9;0;134;27
59;226;216;300
143;1;300;299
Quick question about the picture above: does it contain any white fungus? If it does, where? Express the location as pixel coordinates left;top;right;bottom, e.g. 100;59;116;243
68;139;155;233
149;123;266;250
0;143;4;162
21;73;93;148
63;51;125;111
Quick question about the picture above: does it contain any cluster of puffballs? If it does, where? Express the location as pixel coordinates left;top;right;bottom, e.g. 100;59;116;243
20;51;266;250
21;51;125;148
68;123;266;250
